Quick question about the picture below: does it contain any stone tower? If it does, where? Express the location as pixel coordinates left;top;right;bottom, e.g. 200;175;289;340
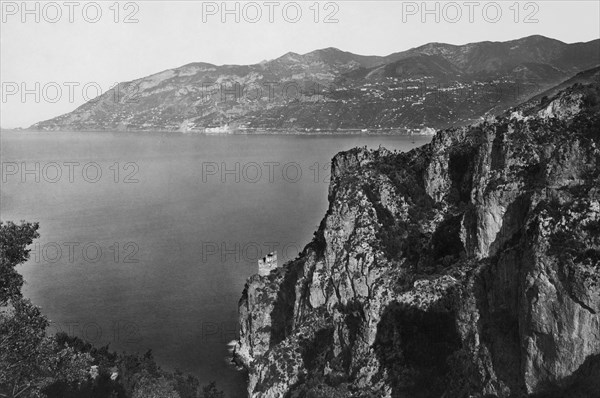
258;252;277;276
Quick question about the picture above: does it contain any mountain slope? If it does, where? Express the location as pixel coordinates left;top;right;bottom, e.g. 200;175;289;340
234;81;600;397
388;35;600;75
517;66;600;112
30;35;599;132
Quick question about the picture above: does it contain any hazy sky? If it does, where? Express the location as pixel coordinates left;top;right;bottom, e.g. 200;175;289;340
1;0;599;128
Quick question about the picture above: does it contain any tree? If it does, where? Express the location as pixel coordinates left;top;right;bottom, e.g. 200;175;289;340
131;372;180;398
0;298;93;398
0;221;92;398
201;381;224;398
0;221;39;305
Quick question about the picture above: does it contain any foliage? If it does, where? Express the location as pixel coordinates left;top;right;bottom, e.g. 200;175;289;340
45;335;225;398
201;381;224;398
0;221;39;305
131;372;180;398
581;84;600;110
1;221;93;398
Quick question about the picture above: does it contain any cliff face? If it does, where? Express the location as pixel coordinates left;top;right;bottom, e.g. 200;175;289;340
235;82;600;398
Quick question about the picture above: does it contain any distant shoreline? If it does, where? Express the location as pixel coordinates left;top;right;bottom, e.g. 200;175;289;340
2;128;438;137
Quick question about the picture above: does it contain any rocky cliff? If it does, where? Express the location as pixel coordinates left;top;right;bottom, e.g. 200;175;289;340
234;82;600;397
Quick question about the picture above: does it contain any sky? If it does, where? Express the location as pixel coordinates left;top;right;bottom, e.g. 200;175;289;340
1;0;599;128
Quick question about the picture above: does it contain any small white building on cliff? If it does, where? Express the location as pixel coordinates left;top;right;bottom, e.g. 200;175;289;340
258;252;278;276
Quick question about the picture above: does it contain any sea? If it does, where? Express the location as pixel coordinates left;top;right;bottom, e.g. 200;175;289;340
0;130;431;397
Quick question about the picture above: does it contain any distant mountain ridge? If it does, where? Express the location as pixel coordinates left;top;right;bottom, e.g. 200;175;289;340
31;35;600;132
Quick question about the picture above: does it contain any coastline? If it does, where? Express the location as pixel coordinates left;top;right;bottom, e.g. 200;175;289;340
3;127;440;136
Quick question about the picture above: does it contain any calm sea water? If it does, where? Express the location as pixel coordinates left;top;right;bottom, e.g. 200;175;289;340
0;130;431;397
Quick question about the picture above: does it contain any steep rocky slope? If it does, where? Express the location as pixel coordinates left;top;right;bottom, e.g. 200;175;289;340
517;66;600;113
31;36;599;132
234;82;600;397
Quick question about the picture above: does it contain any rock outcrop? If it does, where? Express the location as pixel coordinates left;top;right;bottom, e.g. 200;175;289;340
234;82;600;397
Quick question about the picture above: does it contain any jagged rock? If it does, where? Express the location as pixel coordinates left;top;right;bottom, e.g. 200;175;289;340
234;82;600;397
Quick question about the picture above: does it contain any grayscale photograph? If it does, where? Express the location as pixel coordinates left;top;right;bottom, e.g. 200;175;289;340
1;1;599;397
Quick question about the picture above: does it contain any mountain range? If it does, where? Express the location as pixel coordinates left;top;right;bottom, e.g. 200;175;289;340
30;35;600;132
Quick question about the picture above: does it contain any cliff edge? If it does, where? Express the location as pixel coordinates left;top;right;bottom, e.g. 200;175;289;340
234;81;600;398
